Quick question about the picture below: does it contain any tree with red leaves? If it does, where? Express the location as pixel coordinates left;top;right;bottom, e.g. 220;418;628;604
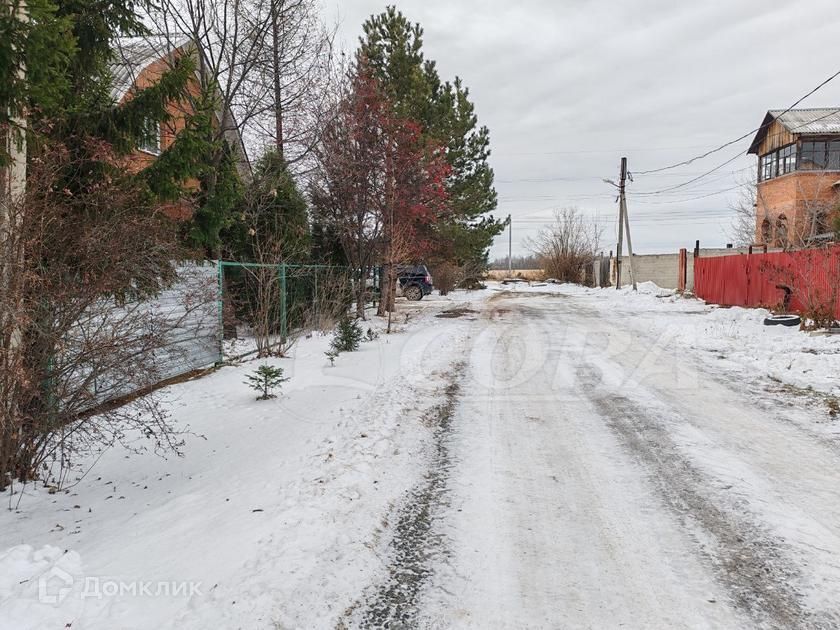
378;116;451;316
311;61;449;319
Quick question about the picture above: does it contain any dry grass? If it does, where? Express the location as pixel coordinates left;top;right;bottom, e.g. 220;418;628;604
485;269;545;281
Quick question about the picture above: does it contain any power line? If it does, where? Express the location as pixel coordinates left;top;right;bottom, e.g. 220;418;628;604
495;166;754;185
632;66;840;176
631;183;744;205
630;150;745;196
625;107;840;199
500;144;714;157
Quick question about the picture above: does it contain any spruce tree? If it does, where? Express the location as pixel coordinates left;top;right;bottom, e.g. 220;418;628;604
330;317;363;353
222;149;311;261
244;364;289;400
0;0;74;164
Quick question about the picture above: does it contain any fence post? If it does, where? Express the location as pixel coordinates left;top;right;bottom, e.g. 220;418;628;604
279;263;287;340
313;270;318;324
678;248;687;292
217;260;224;362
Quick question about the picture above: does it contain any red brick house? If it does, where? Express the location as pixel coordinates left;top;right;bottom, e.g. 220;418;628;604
110;37;251;218
748;108;840;247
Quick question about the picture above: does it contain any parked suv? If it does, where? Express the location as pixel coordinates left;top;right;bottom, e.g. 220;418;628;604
396;264;433;301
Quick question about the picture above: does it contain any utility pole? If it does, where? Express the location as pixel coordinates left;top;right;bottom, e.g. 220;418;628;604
620;157;637;291
615;159;625;289
507;214;512;277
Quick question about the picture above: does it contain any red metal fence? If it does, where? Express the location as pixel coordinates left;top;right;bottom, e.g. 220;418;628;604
694;246;840;319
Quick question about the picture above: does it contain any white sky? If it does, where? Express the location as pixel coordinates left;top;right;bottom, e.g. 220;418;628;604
322;1;840;259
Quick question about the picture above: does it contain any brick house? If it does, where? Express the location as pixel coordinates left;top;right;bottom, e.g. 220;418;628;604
110;37;250;218
748;108;840;247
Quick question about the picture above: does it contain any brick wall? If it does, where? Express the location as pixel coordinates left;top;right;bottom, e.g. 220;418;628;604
756;171;840;245
120;52;204;220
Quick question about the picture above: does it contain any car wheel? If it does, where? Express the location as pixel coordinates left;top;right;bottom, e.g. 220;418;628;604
404;285;423;301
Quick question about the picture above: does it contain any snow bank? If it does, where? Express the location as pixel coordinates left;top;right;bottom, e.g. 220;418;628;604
0;293;481;630
558;283;840;397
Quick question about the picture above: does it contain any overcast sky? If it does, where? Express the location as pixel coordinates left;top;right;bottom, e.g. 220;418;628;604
322;1;840;260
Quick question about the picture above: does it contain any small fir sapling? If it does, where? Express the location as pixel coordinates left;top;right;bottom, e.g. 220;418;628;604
330;317;364;353
366;327;379;341
325;350;338;366
245;364;289;400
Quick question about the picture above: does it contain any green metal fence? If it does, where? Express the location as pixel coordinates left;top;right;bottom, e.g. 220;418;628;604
217;261;352;360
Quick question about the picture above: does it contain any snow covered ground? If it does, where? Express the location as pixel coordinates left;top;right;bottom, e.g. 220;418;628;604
2;283;840;629
0;293;480;629
504;280;840;403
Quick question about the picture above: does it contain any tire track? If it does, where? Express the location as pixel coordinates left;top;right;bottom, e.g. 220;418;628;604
347;362;465;629
576;363;839;629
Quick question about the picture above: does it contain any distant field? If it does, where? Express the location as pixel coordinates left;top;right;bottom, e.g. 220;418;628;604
485;269;545;281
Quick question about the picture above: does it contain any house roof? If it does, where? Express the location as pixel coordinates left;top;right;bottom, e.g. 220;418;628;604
110;35;193;103
109;36;252;180
748;108;840;154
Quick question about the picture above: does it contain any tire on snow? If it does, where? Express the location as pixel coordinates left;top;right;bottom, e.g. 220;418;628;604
763;314;801;327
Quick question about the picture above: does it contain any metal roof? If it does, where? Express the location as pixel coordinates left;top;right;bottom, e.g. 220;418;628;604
110;35;192;103
769;108;840;135
748;108;840;154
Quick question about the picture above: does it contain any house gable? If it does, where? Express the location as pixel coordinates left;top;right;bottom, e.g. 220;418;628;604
110;37;251;181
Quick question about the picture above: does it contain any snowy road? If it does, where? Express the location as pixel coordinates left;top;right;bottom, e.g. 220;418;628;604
4;286;840;629
354;290;840;629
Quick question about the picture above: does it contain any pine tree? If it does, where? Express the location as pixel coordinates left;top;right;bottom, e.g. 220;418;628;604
244;364;289;400
358;6;505;266
223;150;311;261
330;317;363;353
0;0;74;166
187;144;244;256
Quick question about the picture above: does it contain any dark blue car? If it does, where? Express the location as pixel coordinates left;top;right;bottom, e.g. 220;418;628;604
396;264;434;301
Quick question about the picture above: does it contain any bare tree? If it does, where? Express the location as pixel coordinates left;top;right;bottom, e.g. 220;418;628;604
140;0;263;176
489;254;540;271
750;169;840;250
526;208;602;284
0;144;216;490
729;173;758;247
228;180;309;357
142;0;336;175
758;246;840;329
252;0;336;168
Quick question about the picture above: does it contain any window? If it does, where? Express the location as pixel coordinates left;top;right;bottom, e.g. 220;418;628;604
813;207;830;236
760;153;776;181
779;144;797;175
138;118;161;155
799;141;826;170
758;144;797;181
829;140;840;170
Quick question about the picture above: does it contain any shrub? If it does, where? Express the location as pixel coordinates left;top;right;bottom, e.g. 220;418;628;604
434;263;458;296
330;317;364;353
526;208;601;284
244;364;289;400
325;350;338;366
